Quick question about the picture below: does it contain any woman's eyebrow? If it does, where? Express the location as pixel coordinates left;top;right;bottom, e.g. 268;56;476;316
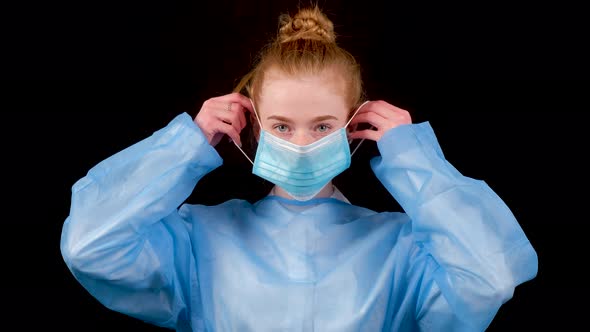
312;115;338;122
266;115;339;122
266;115;293;123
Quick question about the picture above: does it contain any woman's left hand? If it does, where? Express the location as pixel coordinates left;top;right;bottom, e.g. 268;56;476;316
347;100;412;142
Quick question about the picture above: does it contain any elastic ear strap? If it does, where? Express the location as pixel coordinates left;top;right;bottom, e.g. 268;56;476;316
345;100;370;128
350;138;366;157
233;141;254;165
346;100;371;157
249;98;263;128
231;98;261;165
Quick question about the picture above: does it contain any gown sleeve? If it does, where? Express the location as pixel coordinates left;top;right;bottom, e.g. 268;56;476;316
60;112;223;329
370;122;538;331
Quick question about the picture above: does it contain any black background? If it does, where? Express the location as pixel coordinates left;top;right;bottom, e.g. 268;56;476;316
3;0;587;331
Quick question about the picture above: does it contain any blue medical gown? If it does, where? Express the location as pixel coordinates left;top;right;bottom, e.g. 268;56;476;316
60;113;537;331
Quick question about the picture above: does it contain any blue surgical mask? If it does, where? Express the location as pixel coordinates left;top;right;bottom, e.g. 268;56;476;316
234;100;369;201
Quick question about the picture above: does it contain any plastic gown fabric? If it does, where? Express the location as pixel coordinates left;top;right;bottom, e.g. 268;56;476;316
60;113;538;332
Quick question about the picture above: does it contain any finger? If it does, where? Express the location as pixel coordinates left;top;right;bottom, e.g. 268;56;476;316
356;100;409;121
229;102;247;130
196;98;246;142
374;100;410;117
225;92;254;114
219;113;243;140
348;112;388;130
207;100;241;128
214;122;242;147
347;129;381;142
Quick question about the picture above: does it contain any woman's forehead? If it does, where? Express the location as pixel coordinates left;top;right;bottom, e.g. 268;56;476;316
261;66;346;93
258;72;348;118
257;94;348;121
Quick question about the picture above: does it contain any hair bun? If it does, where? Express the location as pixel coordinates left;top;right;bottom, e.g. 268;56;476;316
278;6;335;43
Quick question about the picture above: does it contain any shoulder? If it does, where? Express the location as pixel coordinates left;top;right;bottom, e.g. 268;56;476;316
178;199;254;224
365;210;412;234
344;203;413;235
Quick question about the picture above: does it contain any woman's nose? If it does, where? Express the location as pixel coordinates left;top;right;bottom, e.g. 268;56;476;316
291;131;315;146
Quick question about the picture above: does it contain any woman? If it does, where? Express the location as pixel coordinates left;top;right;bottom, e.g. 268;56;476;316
60;5;537;331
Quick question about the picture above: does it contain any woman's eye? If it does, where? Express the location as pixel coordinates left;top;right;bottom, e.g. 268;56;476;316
317;124;330;132
275;125;289;133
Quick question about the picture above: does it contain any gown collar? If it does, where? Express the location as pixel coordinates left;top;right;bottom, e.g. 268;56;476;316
268;185;351;204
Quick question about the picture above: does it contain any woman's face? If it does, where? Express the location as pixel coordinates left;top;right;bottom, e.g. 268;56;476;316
257;67;349;146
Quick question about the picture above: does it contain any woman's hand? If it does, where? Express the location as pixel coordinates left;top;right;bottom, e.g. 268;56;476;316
195;92;254;147
347;100;412;142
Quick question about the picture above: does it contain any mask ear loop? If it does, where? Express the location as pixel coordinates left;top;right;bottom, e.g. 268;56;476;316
232;98;262;166
345;100;373;157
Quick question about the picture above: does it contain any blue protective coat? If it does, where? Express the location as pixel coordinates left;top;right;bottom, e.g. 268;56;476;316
60;112;538;331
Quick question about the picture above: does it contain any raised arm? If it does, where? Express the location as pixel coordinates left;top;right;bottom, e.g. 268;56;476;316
60;112;223;328
371;120;538;330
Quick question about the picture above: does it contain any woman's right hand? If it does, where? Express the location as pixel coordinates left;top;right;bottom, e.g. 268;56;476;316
194;92;254;147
